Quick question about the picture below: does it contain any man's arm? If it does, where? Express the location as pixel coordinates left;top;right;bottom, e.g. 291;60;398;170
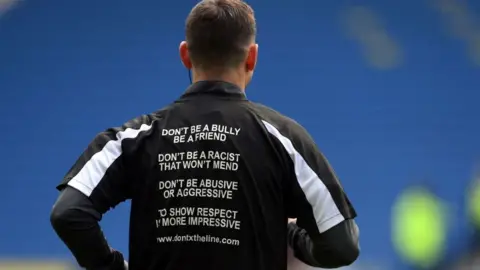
50;186;126;270
50;115;153;269
287;219;359;268
262;120;359;268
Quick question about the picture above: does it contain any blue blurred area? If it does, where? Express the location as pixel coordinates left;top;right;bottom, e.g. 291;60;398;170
0;0;479;269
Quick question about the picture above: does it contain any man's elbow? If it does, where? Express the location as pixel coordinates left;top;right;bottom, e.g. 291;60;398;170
50;202;69;233
340;243;360;266
310;220;361;268
312;242;359;268
50;194;81;234
50;186;97;233
334;238;360;266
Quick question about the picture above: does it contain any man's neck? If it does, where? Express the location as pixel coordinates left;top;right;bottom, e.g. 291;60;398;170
192;69;246;91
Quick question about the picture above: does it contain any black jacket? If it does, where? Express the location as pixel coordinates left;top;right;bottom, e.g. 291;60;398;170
51;81;360;270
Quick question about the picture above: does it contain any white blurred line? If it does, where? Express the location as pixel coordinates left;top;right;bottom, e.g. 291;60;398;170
432;0;477;39
341;6;403;70
430;0;480;66
0;0;21;17
469;32;480;65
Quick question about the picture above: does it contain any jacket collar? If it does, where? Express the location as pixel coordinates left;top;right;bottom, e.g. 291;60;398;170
181;81;247;100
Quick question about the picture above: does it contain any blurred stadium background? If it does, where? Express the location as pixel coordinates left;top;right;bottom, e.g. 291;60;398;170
0;0;479;269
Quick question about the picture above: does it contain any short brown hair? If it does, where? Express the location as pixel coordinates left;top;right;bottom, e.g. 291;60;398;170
185;0;256;70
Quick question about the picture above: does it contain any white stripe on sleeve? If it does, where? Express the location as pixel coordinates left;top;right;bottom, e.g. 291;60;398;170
262;120;344;233
68;123;153;197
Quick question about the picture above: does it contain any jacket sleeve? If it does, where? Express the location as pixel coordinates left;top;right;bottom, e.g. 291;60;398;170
52;115;152;269
261;119;359;268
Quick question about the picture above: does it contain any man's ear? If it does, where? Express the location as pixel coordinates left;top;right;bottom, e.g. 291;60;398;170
179;41;192;69
246;43;258;71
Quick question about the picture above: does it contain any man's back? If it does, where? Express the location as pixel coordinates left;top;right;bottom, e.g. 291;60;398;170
116;81;355;270
126;81;295;269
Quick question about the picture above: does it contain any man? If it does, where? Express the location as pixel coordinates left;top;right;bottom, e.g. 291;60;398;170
50;0;360;269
